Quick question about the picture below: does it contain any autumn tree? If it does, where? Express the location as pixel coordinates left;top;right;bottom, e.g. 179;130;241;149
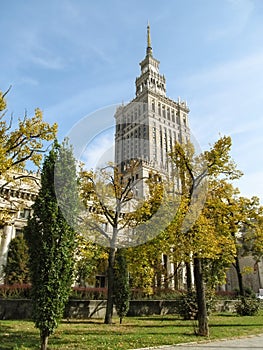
199;180;237;291
80;162;168;324
127;229;173;296
74;235;108;287
24;141;78;350
169;136;242;336
212;181;263;296
0;88;57;228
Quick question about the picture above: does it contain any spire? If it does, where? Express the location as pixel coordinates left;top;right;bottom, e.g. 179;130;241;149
146;22;153;56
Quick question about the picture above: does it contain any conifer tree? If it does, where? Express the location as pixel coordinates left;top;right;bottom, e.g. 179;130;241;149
3;235;30;285
24;141;78;350
114;249;130;324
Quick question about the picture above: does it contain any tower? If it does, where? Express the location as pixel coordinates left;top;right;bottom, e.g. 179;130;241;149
115;24;190;196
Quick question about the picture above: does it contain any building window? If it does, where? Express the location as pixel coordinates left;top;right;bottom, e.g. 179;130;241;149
15;229;23;237
167;108;170;120
162;105;166;118
19;208;31;219
151;100;155;112
158;103;161;115
102;222;108;232
95;275;106;288
171;110;175;123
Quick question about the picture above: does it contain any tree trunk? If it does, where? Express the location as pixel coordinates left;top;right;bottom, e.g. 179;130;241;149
193;257;209;337
234;256;245;297
104;246;116;324
185;261;192;292
40;334;48;350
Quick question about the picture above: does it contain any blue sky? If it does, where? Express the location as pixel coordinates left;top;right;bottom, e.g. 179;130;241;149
1;0;263;201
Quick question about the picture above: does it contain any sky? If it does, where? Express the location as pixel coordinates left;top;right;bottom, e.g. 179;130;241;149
1;0;263;201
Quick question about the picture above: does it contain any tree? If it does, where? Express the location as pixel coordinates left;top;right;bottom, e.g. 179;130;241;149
214;183;263;297
3;235;30;285
80;163;166;324
114;249;130;324
169;136;241;336
199;180;238;291
0;88;57;183
0;88;57;229
24;141;78;350
74;235;108;287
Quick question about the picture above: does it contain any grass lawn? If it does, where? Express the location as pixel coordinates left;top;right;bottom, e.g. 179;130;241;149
1;311;263;350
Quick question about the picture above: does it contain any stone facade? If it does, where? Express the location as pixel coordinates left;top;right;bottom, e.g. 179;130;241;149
115;24;190;197
0;171;39;282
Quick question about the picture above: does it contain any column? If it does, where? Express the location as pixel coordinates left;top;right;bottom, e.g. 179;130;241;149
0;224;14;283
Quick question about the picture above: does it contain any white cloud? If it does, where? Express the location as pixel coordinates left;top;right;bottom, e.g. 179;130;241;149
29;51;65;70
184;49;263;144
184;50;263;88
15;76;39;87
81;130;115;170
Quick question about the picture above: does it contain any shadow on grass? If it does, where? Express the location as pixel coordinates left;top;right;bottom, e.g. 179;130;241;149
211;323;263;327
61;319;103;325
134;316;182;322
215;313;239;317
0;328;39;350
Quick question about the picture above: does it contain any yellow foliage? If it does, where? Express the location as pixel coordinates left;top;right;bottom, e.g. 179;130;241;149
0;91;57;178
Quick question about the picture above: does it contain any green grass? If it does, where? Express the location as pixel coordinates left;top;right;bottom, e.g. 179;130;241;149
1;312;263;350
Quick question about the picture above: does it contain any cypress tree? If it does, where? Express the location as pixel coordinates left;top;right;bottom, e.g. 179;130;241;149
114;249;130;324
24;141;78;350
3;235;30;285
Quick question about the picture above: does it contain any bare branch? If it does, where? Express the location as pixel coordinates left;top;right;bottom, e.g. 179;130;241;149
2;85;12;99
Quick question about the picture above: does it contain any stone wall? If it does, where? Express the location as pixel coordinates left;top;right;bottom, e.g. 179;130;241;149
0;299;238;320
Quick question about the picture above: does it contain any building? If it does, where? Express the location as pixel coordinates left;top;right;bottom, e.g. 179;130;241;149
113;25;192;288
115;24;190;196
0;172;39;282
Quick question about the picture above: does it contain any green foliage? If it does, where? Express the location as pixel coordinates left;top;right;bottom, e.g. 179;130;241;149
176;291;198;320
113;249;130;323
3;235;30;285
24;141;78;349
235;298;260;316
176;291;215;320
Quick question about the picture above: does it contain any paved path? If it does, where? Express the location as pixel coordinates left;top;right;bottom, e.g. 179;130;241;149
133;334;263;349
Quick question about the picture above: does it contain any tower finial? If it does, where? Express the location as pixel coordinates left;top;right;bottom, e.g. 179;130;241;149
146;22;152;56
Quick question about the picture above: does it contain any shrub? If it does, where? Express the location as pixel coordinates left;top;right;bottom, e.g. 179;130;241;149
69;287;107;300
176;291;215;320
0;284;31;299
235;298;260;316
215;290;238;300
176;292;198;320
